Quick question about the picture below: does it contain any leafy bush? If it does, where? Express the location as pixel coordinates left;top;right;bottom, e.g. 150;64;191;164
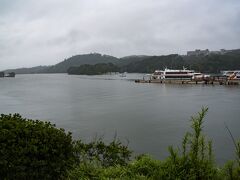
69;138;132;179
68;107;240;179
0;114;75;179
129;154;162;178
159;107;218;179
221;139;240;179
68;156;158;179
73;138;132;167
1;109;240;179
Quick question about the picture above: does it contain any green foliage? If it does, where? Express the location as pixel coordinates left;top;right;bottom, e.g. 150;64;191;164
68;107;240;179
236;141;240;168
226;139;240;179
159;107;218;179
128;154;162;178
0;114;75;179
1;109;240;179
221;160;240;180
48;53;119;73
68;63;120;75
121;54;185;73
68;155;159;180
68;161;102;180
73;138;132;167
223;123;240;179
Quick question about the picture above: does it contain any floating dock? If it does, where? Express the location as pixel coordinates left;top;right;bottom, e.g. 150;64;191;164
135;78;239;85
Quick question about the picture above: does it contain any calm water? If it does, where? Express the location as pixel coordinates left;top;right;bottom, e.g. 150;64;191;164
0;74;240;164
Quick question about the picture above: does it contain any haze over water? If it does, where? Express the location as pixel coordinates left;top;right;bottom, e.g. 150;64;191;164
0;74;239;164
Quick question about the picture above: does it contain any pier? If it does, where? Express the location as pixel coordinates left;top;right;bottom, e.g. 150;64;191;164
135;78;240;85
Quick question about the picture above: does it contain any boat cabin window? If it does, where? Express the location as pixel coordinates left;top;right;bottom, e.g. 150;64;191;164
165;76;192;79
165;72;189;74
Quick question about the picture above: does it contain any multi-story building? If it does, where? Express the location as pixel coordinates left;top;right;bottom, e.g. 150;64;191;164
187;49;209;56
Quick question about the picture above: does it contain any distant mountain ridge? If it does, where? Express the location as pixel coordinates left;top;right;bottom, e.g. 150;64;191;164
3;49;240;74
5;66;50;74
4;53;145;74
5;53;120;74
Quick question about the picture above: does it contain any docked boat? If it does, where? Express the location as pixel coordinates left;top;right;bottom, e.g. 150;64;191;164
151;68;207;80
221;70;240;80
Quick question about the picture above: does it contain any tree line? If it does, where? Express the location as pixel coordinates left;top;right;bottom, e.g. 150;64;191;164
121;52;240;74
67;63;119;75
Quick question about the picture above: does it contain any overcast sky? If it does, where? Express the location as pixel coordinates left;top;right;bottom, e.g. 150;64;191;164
0;0;240;69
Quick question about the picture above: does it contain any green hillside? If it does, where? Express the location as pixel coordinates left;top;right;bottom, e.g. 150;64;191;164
121;50;240;73
67;63;119;75
4;53;119;74
44;53;119;73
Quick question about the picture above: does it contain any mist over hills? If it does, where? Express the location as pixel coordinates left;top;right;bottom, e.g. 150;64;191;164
4;49;240;74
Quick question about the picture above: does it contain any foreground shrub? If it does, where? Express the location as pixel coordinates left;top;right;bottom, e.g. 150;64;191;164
69;107;239;179
73;138;132;167
68;155;159;179
1;109;240;179
159;107;219;179
0;114;75;179
221;138;240;180
129;154;162;178
221;160;240;180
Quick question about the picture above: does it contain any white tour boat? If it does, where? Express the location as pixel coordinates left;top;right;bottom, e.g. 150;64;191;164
151;68;207;80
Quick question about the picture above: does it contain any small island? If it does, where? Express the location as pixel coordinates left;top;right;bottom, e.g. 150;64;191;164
67;63;120;75
0;72;15;78
0;72;4;77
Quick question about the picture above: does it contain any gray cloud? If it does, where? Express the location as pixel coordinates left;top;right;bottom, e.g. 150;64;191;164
0;0;240;69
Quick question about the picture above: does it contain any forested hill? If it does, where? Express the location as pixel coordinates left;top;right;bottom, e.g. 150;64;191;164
5;53;119;74
43;53;119;73
4;49;240;74
68;63;119;75
120;54;184;73
182;50;240;73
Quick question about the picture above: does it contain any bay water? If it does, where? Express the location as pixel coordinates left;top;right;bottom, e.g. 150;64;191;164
0;74;239;164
